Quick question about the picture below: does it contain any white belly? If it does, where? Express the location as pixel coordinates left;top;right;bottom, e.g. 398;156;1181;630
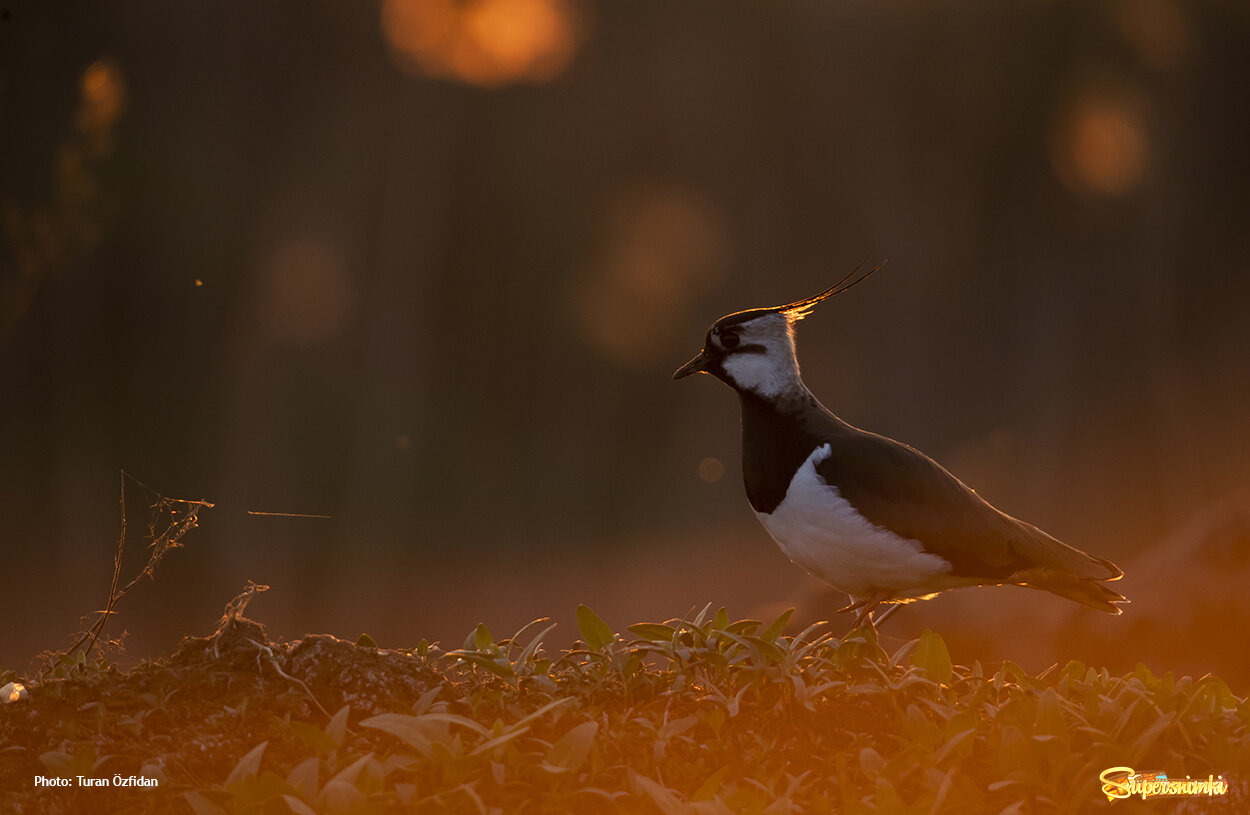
755;444;952;599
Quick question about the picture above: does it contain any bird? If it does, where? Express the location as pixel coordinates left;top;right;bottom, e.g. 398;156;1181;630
673;266;1128;627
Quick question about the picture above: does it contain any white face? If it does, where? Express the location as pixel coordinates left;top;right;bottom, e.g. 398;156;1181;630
710;312;805;398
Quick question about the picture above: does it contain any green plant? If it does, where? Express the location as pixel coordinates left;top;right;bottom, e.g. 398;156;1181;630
181;607;1248;814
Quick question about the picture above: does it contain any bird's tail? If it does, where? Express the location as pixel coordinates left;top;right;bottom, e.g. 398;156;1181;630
1014;568;1129;615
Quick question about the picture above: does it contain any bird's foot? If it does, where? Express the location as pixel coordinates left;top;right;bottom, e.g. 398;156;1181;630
838;592;898;630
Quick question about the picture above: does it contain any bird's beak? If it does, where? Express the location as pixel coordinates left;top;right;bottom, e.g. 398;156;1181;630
672;350;709;380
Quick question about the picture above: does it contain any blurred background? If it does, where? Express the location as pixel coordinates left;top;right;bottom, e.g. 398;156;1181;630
3;0;1249;684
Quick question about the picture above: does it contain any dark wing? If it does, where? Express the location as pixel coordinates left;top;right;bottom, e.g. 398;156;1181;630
816;425;1117;581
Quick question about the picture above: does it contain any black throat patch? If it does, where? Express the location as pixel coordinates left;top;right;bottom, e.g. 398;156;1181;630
737;390;830;515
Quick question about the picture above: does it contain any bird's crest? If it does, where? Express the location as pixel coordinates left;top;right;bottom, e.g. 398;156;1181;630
773;259;886;322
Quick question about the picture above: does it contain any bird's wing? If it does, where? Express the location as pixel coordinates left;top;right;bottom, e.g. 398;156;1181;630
815;427;1115;581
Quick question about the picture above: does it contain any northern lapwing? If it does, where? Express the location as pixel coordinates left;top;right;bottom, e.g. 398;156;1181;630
674;267;1128;626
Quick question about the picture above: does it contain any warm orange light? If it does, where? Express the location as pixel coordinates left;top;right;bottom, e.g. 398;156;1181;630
381;0;582;87
1050;89;1149;197
698;457;725;484
78;60;127;152
576;185;727;368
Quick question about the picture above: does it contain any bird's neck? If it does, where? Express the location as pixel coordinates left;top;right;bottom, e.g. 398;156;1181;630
736;386;835;514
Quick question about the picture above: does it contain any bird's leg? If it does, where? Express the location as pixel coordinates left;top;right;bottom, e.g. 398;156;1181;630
846;592;891;630
870;603;901;627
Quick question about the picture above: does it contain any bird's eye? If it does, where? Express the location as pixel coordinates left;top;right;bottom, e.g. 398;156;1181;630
720;331;740;349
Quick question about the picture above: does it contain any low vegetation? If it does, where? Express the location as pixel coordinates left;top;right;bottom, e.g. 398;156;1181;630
3;596;1248;814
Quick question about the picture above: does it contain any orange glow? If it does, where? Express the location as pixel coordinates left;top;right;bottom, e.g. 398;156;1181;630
698;457;725;484
1050;88;1148;197
576;185;726;368
381;0;582;87
77;60;127;154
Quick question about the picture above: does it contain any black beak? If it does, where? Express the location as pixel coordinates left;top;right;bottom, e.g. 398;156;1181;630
672;350;709;380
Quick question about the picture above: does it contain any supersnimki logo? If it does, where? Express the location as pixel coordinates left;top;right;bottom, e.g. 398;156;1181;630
1099;767;1228;802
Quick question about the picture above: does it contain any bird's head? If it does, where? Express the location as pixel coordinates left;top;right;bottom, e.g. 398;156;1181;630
673;262;882;399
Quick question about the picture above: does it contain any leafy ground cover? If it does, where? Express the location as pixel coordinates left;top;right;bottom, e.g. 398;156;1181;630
3;597;1248;814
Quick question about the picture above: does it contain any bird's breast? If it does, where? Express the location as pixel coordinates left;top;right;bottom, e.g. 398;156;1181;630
755;444;952;597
